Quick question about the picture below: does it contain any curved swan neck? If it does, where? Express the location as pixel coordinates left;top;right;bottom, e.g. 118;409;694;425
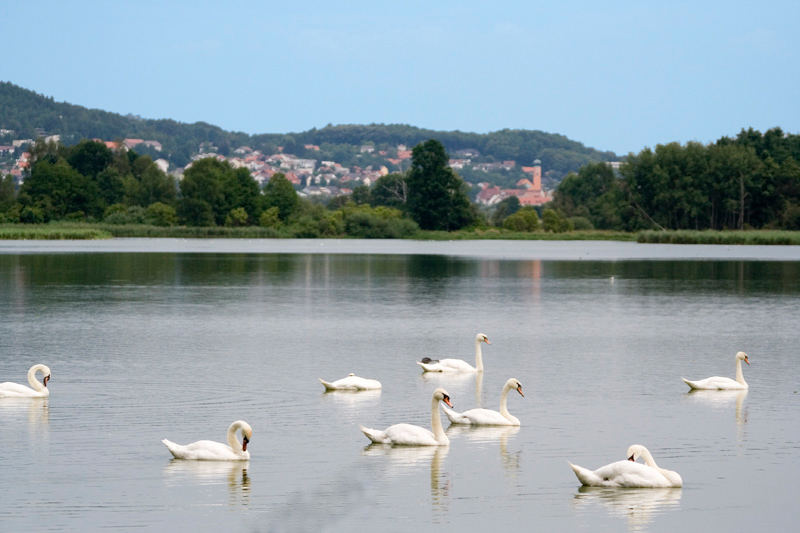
27;365;47;392
474;338;484;372
430;396;447;443
227;422;245;453
735;357;747;386
639;448;658;468
499;383;512;418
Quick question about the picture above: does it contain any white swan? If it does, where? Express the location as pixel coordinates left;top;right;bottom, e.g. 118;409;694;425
417;333;490;372
569;444;682;488
162;420;252;461
442;377;524;426
0;364;51;398
319;373;382;391
360;388;452;446
683;351;750;390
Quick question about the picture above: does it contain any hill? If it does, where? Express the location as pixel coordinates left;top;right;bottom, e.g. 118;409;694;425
0;81;618;187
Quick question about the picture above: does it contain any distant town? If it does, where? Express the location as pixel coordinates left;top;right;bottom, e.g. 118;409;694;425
0;131;565;207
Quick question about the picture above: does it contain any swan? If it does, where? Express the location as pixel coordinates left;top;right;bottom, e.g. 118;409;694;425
683;351;750;390
417;333;490;372
360;388;452;446
0;364;51;398
569;444;682;488
162;420;252;461
442;377;524;426
319;373;382;391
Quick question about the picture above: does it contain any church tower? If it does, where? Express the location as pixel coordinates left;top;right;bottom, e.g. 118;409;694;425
532;159;542;192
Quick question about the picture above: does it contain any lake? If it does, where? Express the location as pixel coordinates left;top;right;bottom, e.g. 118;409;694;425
1;239;799;532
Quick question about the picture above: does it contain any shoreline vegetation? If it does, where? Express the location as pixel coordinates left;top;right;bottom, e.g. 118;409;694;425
2;223;799;245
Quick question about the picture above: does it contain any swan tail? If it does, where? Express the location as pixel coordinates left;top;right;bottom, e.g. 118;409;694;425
569;462;600;486
161;439;181;458
319;378;336;391
359;425;389;444
682;377;699;390
417;361;440;373
441;405;467;424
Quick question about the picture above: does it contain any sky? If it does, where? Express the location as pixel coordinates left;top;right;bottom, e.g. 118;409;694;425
2;0;799;156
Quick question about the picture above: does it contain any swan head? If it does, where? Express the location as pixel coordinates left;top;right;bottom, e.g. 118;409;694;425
506;378;524;398
476;333;490;345
236;421;253;452
736;351;750;365
433;388;453;408
626;444;648;462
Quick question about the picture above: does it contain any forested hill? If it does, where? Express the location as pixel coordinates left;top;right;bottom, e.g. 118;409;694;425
0;82;617;181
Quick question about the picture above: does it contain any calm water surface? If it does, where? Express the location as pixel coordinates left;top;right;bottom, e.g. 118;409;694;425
1;239;799;532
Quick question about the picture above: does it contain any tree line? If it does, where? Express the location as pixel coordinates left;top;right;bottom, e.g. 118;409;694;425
551;128;800;231
1;138;483;237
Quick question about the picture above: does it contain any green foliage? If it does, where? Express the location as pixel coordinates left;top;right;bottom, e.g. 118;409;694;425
541;208;571;233
178;198;215;226
225;207;249;227
340;205;419;238
19;206;45;224
568;216;594;230
490;196;520;226
263;173;299;221
369;173;407;208
21;158;100;219
502;207;540;232
406;140;475;230
145;202;177;226
259;206;281;228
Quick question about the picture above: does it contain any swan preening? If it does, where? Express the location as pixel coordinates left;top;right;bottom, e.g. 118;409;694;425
162;420;252;461
443;377;524;426
0;364;51;398
569;445;682;488
319;373;382;391
683;351;750;390
417;333;490;372
360;388;453;446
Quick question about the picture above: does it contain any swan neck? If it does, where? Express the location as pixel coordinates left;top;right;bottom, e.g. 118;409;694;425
499;383;512;419
27;365;45;392
735;358;746;386
474;339;484;372
640;448;658;468
227;422;244;453
431;396;447;443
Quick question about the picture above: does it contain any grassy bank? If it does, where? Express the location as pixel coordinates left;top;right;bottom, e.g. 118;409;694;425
2;223;799;245
0;224;112;240
637;230;800;245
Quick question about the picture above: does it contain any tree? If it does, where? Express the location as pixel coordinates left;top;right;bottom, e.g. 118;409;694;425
0;174;15;211
405;139;474;230
370;173;407;208
502;207;540;231
263;173;298;221
179;158;231;225
490;195;520;226
20;158;99;219
67;140;112;178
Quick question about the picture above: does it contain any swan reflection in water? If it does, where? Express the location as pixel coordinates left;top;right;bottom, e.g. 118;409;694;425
0;397;49;432
446;424;521;474
573;486;682;532
320;388;381;406
362;444;450;514
421;370;483;407
686;389;748;440
163;460;250;506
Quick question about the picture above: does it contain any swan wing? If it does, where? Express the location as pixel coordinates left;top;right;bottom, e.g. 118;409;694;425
573;460;674;488
683;376;746;390
384;423;439;445
418;358;475;373
0;382;46;398
449;407;516;426
161;439;248;461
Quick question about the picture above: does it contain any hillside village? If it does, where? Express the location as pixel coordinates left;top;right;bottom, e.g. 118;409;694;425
1;131;555;207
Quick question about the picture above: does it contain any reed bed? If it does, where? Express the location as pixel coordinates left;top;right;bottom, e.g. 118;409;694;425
636;230;800;245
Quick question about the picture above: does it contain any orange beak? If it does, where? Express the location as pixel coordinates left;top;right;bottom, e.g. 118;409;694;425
744;356;750;365
484;338;491;344
517;385;524;398
443;397;453;408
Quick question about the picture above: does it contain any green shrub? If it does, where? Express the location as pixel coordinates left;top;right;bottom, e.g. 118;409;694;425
568;216;594;230
145;202;177;227
502;208;540;232
225;207;249;227
19;206;45;224
259;206;281;228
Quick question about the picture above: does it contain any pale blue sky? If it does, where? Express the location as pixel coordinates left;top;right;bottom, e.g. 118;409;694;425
2;1;798;155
